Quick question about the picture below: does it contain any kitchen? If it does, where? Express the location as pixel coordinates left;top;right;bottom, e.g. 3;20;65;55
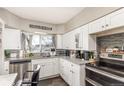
0;7;124;86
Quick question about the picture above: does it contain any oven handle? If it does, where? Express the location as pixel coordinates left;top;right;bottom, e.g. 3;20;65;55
85;78;102;86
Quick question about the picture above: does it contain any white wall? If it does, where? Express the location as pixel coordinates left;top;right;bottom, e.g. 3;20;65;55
55;24;65;34
0;8;21;29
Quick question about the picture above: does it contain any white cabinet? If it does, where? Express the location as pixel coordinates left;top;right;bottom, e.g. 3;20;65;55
32;59;52;78
68;63;80;86
106;8;124;30
62;32;73;49
3;61;9;74
74;27;83;49
89;17;106;34
59;59;85;86
43;62;53;77
59;59;70;83
62;27;83;50
56;35;63;49
32;58;59;79
72;65;80;86
89;8;124;34
3;28;21;49
81;25;89;50
88;35;96;51
32;58;85;86
38;62;45;78
53;58;59;75
62;34;69;49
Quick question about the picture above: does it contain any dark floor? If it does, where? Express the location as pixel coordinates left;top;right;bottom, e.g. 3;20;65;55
38;76;68;86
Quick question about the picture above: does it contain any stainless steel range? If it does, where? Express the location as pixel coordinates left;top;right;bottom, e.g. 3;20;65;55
85;58;124;86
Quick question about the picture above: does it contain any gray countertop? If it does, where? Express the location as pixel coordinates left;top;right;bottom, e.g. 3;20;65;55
5;56;92;65
60;56;90;65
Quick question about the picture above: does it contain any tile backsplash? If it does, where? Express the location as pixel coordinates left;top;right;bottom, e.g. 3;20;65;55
97;32;124;51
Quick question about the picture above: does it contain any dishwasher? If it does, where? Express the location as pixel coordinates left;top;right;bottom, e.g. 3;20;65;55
9;59;32;81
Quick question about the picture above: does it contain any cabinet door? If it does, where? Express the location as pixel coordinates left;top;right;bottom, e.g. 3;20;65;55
62;30;76;49
88;35;96;51
68;70;73;86
59;59;71;84
72;65;80;86
106;8;124;30
52;59;59;75
82;25;89;50
39;63;45;78
43;62;53;77
60;60;66;80
74;27;82;49
3;28;21;49
33;62;45;78
4;61;9;74
56;35;63;49
32;59;54;78
62;34;69;49
89;17;105;34
60;60;68;82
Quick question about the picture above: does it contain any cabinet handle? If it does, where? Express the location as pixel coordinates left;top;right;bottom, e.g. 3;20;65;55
106;24;108;27
42;65;45;67
72;71;74;73
102;26;104;28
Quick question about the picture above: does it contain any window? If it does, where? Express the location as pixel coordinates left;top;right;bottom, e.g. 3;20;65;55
31;35;41;53
22;32;56;53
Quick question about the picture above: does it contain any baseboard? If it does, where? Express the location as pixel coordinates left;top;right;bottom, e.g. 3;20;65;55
39;74;60;80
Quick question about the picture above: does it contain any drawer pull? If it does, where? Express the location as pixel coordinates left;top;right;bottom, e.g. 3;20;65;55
102;26;104;28
106;24;108;27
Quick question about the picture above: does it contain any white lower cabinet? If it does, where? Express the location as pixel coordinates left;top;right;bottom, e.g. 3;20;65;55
69;64;80;86
60;59;70;84
32;58;59;79
53;58;59;75
60;59;85;86
32;58;85;86
3;61;9;74
41;62;53;78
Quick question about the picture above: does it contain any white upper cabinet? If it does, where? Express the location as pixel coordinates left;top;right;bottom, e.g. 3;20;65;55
89;8;124;34
62;30;76;49
74;27;83;50
56;35;63;49
62;33;69;49
106;8;124;30
81;25;89;50
3;28;21;49
62;24;96;50
89;17;106;34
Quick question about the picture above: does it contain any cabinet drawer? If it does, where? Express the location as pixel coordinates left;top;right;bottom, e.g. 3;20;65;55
4;61;9;74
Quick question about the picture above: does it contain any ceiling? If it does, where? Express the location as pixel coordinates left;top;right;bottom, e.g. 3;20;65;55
4;7;84;24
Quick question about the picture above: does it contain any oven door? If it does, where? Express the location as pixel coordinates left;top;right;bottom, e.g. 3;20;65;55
85;66;124;86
